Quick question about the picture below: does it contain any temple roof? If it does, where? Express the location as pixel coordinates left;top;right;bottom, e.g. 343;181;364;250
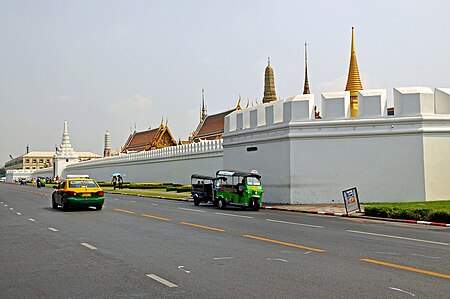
194;109;234;140
121;124;177;153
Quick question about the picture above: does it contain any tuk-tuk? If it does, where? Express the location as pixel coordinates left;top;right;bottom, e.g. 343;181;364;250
214;170;263;211
191;174;216;206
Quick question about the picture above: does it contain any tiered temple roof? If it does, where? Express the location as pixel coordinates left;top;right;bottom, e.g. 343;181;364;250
121;123;177;153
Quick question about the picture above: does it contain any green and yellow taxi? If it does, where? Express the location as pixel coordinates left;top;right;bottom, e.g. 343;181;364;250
52;175;105;211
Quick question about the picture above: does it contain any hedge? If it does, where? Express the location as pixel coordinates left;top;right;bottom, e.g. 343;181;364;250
364;206;450;223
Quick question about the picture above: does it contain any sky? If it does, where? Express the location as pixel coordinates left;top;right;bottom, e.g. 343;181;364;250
1;0;450;166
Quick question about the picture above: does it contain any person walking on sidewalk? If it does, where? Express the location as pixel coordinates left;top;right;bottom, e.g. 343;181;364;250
118;175;123;190
112;175;117;190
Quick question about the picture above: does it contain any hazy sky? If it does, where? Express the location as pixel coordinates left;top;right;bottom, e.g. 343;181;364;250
1;0;450;166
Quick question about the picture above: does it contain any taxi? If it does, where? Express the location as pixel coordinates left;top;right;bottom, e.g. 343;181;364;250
52;175;105;211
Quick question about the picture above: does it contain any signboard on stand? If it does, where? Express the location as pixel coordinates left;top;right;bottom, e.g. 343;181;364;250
342;187;360;214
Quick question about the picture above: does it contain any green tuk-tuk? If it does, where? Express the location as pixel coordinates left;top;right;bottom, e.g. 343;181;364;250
214;170;263;211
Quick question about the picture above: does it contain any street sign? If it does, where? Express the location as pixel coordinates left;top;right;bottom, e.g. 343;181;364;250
342;187;360;214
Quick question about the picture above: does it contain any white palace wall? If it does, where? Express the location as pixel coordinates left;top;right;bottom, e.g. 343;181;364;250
63;139;223;185
224;87;450;204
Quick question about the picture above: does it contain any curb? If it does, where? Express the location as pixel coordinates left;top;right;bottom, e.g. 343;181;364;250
261;206;450;227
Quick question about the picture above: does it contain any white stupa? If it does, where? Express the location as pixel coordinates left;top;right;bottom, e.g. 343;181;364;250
54;120;79;178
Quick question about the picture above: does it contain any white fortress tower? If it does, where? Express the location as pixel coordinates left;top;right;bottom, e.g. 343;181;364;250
54;120;79;178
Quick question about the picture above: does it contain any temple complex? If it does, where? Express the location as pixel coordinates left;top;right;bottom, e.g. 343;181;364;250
121;121;177;153
303;43;310;95
103;130;111;157
345;27;364;117
262;58;277;103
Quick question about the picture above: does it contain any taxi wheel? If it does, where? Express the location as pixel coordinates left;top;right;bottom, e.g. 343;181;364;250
61;200;69;211
51;196;58;209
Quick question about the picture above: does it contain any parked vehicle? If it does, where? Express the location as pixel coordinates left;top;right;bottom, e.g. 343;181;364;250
214;170;263;211
52;175;104;211
191;174;216;206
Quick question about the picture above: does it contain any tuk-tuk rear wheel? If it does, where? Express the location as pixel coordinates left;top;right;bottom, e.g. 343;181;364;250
193;196;200;206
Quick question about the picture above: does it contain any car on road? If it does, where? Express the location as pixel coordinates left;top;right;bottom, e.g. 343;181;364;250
52;175;105;211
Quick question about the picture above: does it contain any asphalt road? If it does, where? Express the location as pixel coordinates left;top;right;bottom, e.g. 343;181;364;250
1;183;449;298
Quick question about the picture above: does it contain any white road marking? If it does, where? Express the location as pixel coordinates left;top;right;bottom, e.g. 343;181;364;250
304;251;312;255
150;203;159;206
178;207;206;213
347;230;449;246
214;257;234;260
372;252;399;255
48;227;58;232
178;266;191;273
411;253;441;259
267;258;288;263
10;208;13;210
4;204;7;206
266;218;323;228
80;243;97;250
17;212;21;215
146;274;178;288
28;218;36;222
389;287;415;297
114;198;119;201
215;212;253;219
130;200;136;203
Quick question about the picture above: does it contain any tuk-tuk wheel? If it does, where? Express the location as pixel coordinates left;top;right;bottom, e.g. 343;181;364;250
252;202;260;211
218;199;226;209
193;196;200;206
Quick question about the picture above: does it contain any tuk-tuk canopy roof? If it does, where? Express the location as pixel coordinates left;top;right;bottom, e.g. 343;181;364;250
191;174;215;181
216;170;261;179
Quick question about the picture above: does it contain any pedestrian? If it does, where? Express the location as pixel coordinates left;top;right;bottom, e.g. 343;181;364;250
36;177;41;188
112;175;117;190
118;175;123;189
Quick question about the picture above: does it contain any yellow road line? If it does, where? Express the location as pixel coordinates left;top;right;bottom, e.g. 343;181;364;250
114;208;136;214
242;234;326;253
180;222;225;232
360;258;450;280
141;214;171;221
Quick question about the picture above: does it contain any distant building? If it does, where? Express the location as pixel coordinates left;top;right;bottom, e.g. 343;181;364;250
4;151;100;171
121;122;177;153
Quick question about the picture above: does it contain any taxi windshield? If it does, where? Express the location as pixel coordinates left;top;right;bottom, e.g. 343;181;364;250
246;177;261;186
69;180;98;188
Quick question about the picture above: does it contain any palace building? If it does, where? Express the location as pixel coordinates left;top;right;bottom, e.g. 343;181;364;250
121;121;177;153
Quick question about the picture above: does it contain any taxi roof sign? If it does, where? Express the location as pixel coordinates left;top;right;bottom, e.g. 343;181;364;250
66;174;90;178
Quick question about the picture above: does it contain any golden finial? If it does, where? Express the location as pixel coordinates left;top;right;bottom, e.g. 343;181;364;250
246;99;250;108
236;94;242;110
345;26;363;117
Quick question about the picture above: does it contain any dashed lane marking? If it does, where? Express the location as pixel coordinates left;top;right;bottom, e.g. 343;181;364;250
180;222;225;232
114;208;136;214
10;208;13;210
243;235;326;253
347;230;449;246
17;212;21;215
361;258;450;280
28;218;36;222
215;212;253;219
146;274;178;288
141;214;171;221
48;227;58;232
178;207;206;213
81;243;97;250
266;218;323;228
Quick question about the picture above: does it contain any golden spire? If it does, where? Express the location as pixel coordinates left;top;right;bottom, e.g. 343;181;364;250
303;42;310;94
263;57;277;103
345;27;363;117
200;88;207;121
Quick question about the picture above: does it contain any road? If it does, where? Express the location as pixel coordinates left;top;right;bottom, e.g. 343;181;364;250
1;183;449;298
